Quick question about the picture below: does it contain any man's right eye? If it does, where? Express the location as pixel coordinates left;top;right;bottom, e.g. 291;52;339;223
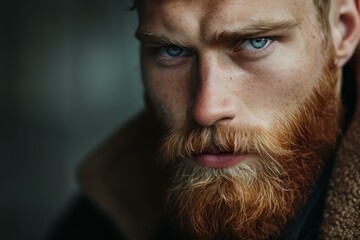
159;46;189;58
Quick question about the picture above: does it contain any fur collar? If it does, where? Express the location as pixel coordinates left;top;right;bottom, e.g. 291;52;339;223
319;52;360;239
77;110;167;240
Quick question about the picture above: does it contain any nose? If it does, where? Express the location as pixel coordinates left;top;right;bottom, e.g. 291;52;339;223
188;53;237;127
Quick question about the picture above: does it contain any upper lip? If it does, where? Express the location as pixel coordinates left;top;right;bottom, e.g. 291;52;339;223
196;144;253;156
199;145;232;155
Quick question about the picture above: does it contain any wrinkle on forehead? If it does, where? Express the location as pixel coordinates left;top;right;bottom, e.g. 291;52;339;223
139;0;312;25
137;0;318;50
138;0;310;13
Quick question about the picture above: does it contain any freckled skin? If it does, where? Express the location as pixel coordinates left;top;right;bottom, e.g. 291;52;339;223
138;0;337;130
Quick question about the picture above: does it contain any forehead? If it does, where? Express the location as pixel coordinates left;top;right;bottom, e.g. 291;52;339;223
137;0;317;31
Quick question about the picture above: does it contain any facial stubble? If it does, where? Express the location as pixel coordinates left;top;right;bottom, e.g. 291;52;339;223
157;51;341;240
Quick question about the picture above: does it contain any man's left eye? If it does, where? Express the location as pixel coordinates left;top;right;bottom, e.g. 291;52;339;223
237;37;271;51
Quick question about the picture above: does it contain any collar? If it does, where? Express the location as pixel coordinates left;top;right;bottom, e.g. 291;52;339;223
77;110;168;240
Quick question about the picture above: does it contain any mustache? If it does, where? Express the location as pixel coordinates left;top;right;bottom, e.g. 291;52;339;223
159;124;292;165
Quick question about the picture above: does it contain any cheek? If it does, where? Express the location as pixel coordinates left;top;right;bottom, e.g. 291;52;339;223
241;54;320;121
143;62;189;128
250;29;328;116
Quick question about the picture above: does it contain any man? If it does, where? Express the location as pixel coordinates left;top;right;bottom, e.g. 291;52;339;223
48;0;360;239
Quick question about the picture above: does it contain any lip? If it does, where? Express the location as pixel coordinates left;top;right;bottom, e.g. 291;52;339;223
193;152;247;168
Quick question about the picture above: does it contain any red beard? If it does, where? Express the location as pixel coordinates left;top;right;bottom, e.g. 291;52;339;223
158;53;341;239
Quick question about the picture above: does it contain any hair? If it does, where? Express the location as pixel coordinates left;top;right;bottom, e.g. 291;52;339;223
313;0;332;36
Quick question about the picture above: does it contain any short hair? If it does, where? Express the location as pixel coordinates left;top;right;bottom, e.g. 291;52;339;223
313;0;331;34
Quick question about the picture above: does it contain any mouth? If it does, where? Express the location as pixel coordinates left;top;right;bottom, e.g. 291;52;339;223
193;146;248;168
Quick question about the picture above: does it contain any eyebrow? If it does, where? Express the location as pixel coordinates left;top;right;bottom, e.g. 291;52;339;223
135;29;190;47
135;19;300;47
208;20;300;45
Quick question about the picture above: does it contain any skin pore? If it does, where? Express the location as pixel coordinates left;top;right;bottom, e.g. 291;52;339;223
135;0;360;239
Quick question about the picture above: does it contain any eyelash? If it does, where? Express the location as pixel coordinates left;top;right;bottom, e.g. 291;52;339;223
158;46;191;58
233;37;277;58
150;45;192;66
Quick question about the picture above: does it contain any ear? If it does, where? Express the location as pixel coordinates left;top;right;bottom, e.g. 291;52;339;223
330;0;360;67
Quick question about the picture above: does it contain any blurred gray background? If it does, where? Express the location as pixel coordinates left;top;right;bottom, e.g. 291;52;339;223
1;0;143;239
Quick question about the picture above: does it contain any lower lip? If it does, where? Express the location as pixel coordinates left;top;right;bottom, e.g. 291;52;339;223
194;153;247;168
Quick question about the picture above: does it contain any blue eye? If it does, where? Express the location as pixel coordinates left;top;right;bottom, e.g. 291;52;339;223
249;38;268;49
238;38;271;50
159;46;188;58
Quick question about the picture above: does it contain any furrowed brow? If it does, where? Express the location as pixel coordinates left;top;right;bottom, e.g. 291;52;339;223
135;29;189;47
207;20;300;45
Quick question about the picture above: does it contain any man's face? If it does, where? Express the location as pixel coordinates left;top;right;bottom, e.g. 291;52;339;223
138;0;335;130
137;0;341;239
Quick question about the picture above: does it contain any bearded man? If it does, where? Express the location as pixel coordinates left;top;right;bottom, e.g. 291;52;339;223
48;0;360;240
